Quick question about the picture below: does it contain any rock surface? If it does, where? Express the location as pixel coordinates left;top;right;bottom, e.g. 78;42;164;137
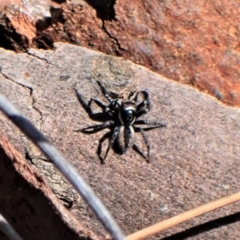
1;1;240;106
0;43;240;239
0;136;97;240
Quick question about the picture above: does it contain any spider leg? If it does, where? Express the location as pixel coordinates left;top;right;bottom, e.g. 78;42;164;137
76;120;115;133
88;98;114;120
128;91;137;100
135;91;150;104
135;91;151;118
135;128;150;162
134;120;167;130
138;128;150;161
134;122;166;162
132;144;148;163
97;131;111;164
103;126;120;161
97;81;118;103
75;88;89;112
89;98;108;112
75;88;113;121
136;101;150;117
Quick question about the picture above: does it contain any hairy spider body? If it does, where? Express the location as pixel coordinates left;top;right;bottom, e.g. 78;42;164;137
75;81;166;163
116;101;136;152
118;125;135;153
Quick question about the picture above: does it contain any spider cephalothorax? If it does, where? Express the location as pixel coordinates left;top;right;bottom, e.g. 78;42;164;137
75;81;166;163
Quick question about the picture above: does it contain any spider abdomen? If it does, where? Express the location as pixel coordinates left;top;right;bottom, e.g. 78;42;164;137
117;126;135;153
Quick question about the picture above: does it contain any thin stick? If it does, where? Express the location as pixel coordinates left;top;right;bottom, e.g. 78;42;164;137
0;213;24;240
126;191;240;240
0;94;125;240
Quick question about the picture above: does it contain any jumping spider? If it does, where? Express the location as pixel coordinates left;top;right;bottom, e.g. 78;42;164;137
75;81;166;163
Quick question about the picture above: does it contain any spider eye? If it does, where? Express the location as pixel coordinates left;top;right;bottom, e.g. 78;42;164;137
110;100;120;110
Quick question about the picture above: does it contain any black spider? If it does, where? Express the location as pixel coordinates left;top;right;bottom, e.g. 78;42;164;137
75;81;166;163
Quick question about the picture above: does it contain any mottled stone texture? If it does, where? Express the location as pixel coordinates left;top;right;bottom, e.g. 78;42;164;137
0;136;97;240
1;43;240;239
1;0;240;106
